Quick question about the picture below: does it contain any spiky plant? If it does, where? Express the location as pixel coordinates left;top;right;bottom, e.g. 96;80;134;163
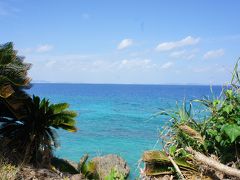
0;95;77;166
157;59;240;163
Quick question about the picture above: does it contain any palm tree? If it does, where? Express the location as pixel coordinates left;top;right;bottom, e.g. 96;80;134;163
0;42;78;166
0;95;77;165
0;42;31;96
0;42;31;119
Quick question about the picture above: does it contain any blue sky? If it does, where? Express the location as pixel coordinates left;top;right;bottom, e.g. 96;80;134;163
1;0;240;84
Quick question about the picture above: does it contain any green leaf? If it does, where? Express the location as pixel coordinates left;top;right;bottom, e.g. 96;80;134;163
223;124;240;143
213;100;220;107
208;129;218;136
215;135;222;143
169;145;177;157
225;90;233;98
222;104;233;114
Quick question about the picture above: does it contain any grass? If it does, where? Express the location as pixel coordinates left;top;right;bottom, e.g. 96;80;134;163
0;158;19;180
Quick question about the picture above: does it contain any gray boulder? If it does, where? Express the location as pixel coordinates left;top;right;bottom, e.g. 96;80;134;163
90;154;130;179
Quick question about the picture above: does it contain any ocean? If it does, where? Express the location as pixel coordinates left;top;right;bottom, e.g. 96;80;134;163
28;84;222;177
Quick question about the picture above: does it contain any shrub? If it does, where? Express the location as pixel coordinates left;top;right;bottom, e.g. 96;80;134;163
0;158;19;180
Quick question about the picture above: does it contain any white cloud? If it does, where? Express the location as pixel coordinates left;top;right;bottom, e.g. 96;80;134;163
170;50;186;58
36;44;54;53
30;54;156;73
117;39;133;50
19;48;33;54
203;49;225;59
19;44;54;54
156;36;200;52
170;49;198;60
119;59;155;70
30;55;163;84
160;62;174;69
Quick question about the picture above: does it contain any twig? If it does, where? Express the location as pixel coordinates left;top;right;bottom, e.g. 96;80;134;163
167;154;185;180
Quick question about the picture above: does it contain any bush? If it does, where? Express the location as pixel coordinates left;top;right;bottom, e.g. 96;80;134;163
0;158;19;180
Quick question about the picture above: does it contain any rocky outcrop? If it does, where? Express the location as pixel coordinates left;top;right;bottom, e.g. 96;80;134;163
17;166;64;180
15;154;129;180
51;157;79;174
70;174;85;180
16;166;85;180
90;154;130;179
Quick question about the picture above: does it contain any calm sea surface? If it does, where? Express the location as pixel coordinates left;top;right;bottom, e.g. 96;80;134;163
28;84;222;177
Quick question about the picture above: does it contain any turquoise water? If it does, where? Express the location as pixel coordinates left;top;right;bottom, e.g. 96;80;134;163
28;84;221;177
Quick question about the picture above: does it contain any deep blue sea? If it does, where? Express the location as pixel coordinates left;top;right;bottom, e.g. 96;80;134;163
28;84;222;177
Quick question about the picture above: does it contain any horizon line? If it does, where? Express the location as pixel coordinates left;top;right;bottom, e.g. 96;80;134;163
31;82;225;86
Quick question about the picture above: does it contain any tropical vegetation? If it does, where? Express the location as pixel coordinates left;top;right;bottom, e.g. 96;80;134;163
0;42;77;167
142;60;240;179
2;41;240;179
0;156;19;180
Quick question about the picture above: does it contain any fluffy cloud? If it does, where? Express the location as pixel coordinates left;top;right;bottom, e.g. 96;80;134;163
36;44;54;53
31;54;156;73
20;44;54;54
117;39;133;50
203;49;224;59
160;62;174;69
119;59;155;70
170;50;186;58
170;49;198;60
156;36;200;52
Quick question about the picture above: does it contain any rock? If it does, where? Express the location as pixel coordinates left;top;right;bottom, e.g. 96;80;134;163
17;166;64;180
65;159;79;171
51;157;79;174
17;166;87;180
70;174;84;180
90;154;130;179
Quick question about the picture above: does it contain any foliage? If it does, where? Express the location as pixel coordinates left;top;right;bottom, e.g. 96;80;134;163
159;101;205;154
77;154;88;173
159;59;240;165
141;150;202;179
143;150;195;170
104;167;125;180
142;60;240;179
0;42;31;120
81;161;98;179
0;42;31;98
0;157;19;180
200;89;240;162
0;95;77;165
0;42;78;169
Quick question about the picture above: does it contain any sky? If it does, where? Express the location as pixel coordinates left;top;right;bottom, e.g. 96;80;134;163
1;0;240;85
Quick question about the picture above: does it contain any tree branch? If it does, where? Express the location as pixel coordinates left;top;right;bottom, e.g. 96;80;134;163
185;147;240;179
